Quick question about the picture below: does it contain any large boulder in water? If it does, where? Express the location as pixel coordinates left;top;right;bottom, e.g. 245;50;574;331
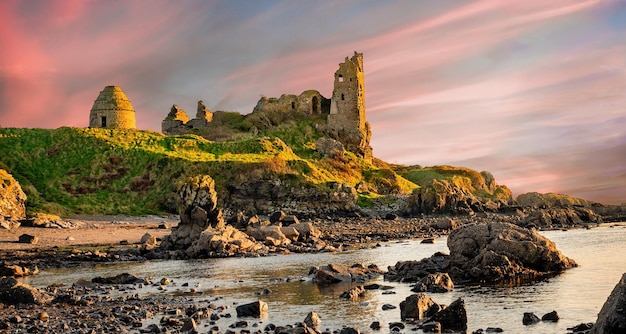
447;222;577;281
0;169;27;220
399;293;439;320
429;298;467;332
591;273;626;334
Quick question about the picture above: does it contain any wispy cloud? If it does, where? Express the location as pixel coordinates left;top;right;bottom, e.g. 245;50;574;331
0;0;623;203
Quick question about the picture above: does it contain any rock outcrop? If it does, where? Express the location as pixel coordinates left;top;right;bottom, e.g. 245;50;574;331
161;175;264;257
0;169;26;220
591;273;626;334
404;179;510;215
447;222;577;282
224;180;358;216
316;137;345;158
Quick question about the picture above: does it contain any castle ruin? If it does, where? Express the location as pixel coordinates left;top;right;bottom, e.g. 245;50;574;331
89;85;137;129
160;52;372;159
325;52;372;159
162;100;213;135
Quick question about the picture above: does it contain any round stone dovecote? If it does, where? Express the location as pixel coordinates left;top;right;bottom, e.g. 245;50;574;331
89;85;137;129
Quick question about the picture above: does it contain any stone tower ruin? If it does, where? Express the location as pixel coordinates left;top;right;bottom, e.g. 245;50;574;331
89;85;137;129
326;52;372;160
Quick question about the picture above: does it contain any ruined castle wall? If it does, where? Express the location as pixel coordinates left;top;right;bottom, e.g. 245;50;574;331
253;91;328;115
326;52;372;159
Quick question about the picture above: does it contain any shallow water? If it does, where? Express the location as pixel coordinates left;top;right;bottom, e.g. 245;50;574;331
26;224;626;333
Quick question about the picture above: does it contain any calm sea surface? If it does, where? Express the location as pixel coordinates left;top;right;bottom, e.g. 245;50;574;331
26;224;626;333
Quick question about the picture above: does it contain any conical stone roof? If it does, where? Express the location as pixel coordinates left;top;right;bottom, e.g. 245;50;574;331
89;85;137;129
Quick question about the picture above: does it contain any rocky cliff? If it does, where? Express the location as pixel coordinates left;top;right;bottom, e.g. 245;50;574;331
0;169;26;220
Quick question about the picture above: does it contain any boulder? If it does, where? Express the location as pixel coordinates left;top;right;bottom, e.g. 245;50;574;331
339;285;366;300
591;273;626;334
18;234;38;244
0;169;26;220
280;226;300;241
385;252;449;282
429;298;467;331
0;218;20;230
311;263;384;284
141;233;157;246
542;310;560;322
431;218;459;231
0;277;52;305
522;312;540;325
447;222;577;282
411;273;454;293
400;293;438;320
339;327;360;334
291;222;322;240
316;137;345;158
303;311;321;328
235;300;268;318
269;211;286;224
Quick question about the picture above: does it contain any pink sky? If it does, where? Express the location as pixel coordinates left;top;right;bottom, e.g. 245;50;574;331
1;0;624;204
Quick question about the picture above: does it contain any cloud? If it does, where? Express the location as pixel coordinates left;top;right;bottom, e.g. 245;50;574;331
0;0;623;203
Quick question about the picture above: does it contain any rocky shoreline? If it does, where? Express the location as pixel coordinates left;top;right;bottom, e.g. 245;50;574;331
1;175;625;333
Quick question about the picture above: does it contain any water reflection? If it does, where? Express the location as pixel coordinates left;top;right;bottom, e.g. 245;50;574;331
25;225;626;333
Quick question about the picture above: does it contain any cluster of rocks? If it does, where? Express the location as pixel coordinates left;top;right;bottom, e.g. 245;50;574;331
400;294;468;332
161;175;337;259
160;175;265;258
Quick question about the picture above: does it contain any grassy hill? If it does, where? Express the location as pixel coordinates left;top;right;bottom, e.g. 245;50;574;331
0;116;510;216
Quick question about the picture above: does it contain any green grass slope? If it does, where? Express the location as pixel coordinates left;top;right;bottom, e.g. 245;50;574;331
0;121;509;216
